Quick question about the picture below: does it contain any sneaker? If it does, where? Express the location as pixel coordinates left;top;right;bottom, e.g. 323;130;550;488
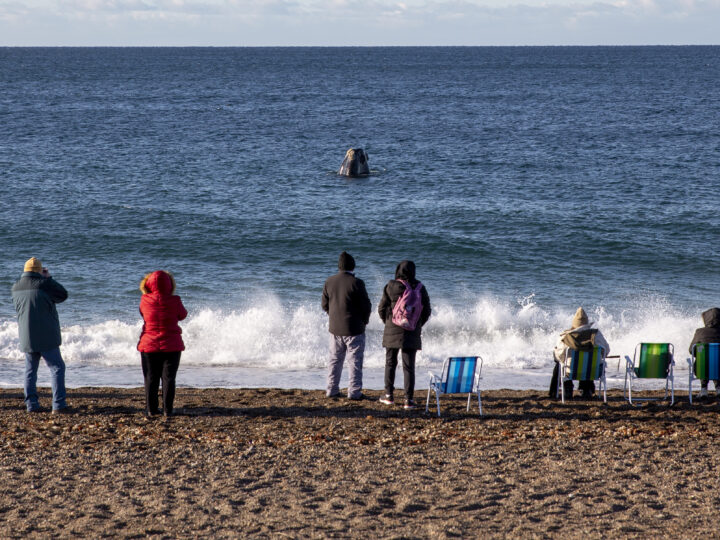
347;393;365;401
379;395;394;406
403;399;417;410
699;387;709;399
51;406;71;415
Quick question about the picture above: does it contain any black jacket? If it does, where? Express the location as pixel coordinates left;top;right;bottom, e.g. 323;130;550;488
321;271;371;336
378;261;431;350
11;272;68;353
689;308;720;354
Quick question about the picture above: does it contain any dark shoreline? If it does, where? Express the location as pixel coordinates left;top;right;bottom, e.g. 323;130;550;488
1;387;718;538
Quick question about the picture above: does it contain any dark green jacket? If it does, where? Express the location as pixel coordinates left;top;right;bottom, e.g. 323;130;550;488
11;272;68;353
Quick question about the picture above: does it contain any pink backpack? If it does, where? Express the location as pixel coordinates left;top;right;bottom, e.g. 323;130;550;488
391;280;423;331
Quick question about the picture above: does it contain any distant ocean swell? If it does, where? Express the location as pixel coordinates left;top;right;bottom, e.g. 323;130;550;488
0;294;700;373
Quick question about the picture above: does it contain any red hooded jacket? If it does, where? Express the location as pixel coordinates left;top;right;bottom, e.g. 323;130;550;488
137;271;188;353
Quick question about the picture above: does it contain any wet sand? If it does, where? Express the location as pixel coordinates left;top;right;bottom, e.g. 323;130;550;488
1;387;718;538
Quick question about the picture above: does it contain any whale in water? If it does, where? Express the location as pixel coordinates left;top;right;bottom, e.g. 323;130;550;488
338;148;370;177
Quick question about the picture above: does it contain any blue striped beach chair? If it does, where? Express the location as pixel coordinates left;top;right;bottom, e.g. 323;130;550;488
624;343;675;406
426;356;483;417
558;346;607;403
687;343;720;404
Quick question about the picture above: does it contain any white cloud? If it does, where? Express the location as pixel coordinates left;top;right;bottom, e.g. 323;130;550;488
0;0;719;44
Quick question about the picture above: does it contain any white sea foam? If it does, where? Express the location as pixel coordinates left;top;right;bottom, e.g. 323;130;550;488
0;293;702;388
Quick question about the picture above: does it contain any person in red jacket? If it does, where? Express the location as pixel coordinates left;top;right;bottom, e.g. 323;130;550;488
137;270;188;417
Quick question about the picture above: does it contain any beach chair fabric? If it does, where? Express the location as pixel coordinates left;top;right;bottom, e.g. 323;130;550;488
569;348;604;381
624;342;675;406
558;346;607;403
692;343;720;380
634;343;672;378
687;343;720;404
426;356;483;417
440;356;477;394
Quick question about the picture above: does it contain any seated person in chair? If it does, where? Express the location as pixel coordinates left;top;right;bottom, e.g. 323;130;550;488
689;307;720;399
550;307;610;400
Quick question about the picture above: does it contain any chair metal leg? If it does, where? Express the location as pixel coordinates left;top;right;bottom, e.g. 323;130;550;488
466;392;471;411
689;376;693;405
426;385;431;413
477;389;482;416
435;390;441;417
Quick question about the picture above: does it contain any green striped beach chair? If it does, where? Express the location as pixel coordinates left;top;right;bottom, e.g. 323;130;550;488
558;346;607;403
687;343;720;404
426;356;483;417
624;343;675;406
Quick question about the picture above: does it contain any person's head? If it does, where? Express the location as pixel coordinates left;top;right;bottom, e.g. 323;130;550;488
140;270;176;295
702;308;720;328
395;260;416;281
571;307;589;329
338;251;356;272
24;257;42;273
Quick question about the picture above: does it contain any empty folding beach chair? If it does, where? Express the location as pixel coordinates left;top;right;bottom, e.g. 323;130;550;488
557;346;607;404
687;343;720;404
624;343;675;406
426;356;483;417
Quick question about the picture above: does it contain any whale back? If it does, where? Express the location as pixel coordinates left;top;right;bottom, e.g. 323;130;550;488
339;148;370;177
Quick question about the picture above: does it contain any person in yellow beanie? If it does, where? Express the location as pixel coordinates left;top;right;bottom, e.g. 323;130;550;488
11;258;70;413
549;307;610;400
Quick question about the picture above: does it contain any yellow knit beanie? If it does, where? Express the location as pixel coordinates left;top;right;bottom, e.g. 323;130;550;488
24;257;42;273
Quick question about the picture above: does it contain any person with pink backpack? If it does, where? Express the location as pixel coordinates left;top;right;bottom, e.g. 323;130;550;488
377;260;431;409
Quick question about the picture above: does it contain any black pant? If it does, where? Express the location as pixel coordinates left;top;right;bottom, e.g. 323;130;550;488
384;348;416;400
549;361;595;398
141;352;181;415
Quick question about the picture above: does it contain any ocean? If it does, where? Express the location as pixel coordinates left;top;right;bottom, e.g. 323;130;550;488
1;46;719;390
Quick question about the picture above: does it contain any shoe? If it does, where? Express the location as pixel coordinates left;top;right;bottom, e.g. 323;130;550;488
27;408;42;413
327;392;341;399
581;391;594;400
347;394;365;401
51;406;71;415
699;387;709;399
379;395;394;406
403;399;417;410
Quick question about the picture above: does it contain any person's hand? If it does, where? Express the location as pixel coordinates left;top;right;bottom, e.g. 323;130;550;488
41;267;51;278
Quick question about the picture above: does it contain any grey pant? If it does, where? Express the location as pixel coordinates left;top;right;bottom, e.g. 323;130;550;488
327;333;365;398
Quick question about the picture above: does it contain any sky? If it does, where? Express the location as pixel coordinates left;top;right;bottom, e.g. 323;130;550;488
0;0;718;46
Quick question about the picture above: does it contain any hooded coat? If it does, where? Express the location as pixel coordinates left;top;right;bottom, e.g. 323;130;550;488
11;272;68;353
378;261;431;350
689;308;720;354
137;271;188;353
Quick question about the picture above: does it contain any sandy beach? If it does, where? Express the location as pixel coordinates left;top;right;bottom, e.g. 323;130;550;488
1;386;718;538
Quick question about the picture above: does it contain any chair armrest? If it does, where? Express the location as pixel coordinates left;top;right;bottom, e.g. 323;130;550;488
625;355;633;370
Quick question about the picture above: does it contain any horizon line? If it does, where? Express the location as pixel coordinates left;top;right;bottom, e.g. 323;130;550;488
2;44;719;48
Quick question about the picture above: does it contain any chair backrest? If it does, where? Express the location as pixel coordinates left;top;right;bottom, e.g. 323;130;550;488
567;346;605;381
634;343;674;378
441;357;480;393
692;343;720;380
